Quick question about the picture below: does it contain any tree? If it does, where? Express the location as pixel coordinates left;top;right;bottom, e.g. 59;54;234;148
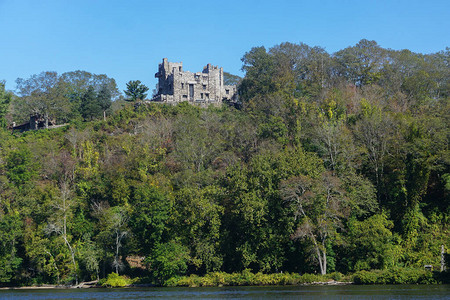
97;84;112;121
269;42;333;98
146;241;190;283
124;80;149;102
15;72;72;127
312;119;353;173
339;213;397;272
281;172;349;275
220;148;324;273
239;47;277;102
129;184;172;255
44;151;78;285
94;204;129;275
173;111;225;172
0;81;12;127
334;39;386;87
60;71;119;118
0;212;23;283
354;100;394;193
109;207;129;274
223;72;241;86
6;146;37;188
80;86;101;121
46;181;78;285
173;185;224;273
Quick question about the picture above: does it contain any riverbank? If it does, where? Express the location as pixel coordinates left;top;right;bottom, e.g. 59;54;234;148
1;268;448;289
0;280;352;290
0;280;100;290
165;268;450;287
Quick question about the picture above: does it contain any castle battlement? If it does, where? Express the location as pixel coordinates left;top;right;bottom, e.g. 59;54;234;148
151;58;237;106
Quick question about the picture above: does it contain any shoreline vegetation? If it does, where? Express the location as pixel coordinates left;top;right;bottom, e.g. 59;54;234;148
1;268;448;289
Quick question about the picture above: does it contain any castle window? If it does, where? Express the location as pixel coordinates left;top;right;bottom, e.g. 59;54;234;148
203;85;206;90
201;93;204;99
226;89;229;95
181;83;184;89
189;84;194;99
205;93;209;100
179;66;182;72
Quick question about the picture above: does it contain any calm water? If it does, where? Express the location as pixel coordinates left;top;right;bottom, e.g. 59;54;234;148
0;285;449;299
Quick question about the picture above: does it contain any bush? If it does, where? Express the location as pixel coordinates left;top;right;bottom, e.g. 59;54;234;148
352;270;383;284
146;241;190;284
353;268;438;284
166;269;444;287
102;273;133;287
166;271;328;287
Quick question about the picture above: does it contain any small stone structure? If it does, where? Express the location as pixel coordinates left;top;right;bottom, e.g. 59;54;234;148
10;114;67;132
151;58;237;106
11;115;55;132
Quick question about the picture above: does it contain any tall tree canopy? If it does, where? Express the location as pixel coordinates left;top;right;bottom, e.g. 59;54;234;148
124;80;149;102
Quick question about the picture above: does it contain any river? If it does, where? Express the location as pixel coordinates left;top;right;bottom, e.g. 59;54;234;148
0;285;449;299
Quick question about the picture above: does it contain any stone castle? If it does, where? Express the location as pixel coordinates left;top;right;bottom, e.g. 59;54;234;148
151;58;237;105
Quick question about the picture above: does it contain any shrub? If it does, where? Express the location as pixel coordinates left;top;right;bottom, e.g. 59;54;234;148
297;273;323;284
168;271;320;287
353;268;438;284
353;270;384;284
102;273;133;287
328;272;344;281
146;241;190;284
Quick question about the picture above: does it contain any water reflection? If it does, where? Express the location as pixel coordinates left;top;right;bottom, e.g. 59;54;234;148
1;285;449;299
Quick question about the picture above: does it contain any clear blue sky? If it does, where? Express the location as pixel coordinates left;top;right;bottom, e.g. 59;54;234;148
1;0;449;93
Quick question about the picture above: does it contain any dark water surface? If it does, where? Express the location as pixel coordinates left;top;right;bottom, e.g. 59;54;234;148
0;285;449;299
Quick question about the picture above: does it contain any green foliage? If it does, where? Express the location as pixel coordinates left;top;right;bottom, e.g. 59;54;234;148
5;146;37;187
0;212;23;283
130;184;172;253
339;213;397;272
334;39;385;87
168;270;348;287
352;268;439;284
223;72;241;86
146;241;190;283
258;116;289;145
80;86;102;121
124;80;149;102
1;40;448;287
0;81;12;128
173;185;224;273
101;272;133;287
12;70;117;125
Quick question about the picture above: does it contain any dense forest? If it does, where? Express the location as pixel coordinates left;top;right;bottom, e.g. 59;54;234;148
0;40;448;286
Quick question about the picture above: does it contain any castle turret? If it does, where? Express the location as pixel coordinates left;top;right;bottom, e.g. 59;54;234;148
152;58;237;106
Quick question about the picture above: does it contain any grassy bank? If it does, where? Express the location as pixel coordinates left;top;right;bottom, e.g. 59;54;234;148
164;270;348;287
92;268;450;288
161;268;449;287
4;269;448;288
352;268;449;285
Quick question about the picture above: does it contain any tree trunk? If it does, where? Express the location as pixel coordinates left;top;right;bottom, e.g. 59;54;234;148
61;183;77;285
321;250;327;275
44;113;49;129
115;231;120;274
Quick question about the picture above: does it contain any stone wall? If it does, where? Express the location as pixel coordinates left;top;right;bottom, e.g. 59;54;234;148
152;58;237;106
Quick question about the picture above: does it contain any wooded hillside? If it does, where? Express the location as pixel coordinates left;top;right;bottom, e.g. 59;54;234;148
0;40;448;285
